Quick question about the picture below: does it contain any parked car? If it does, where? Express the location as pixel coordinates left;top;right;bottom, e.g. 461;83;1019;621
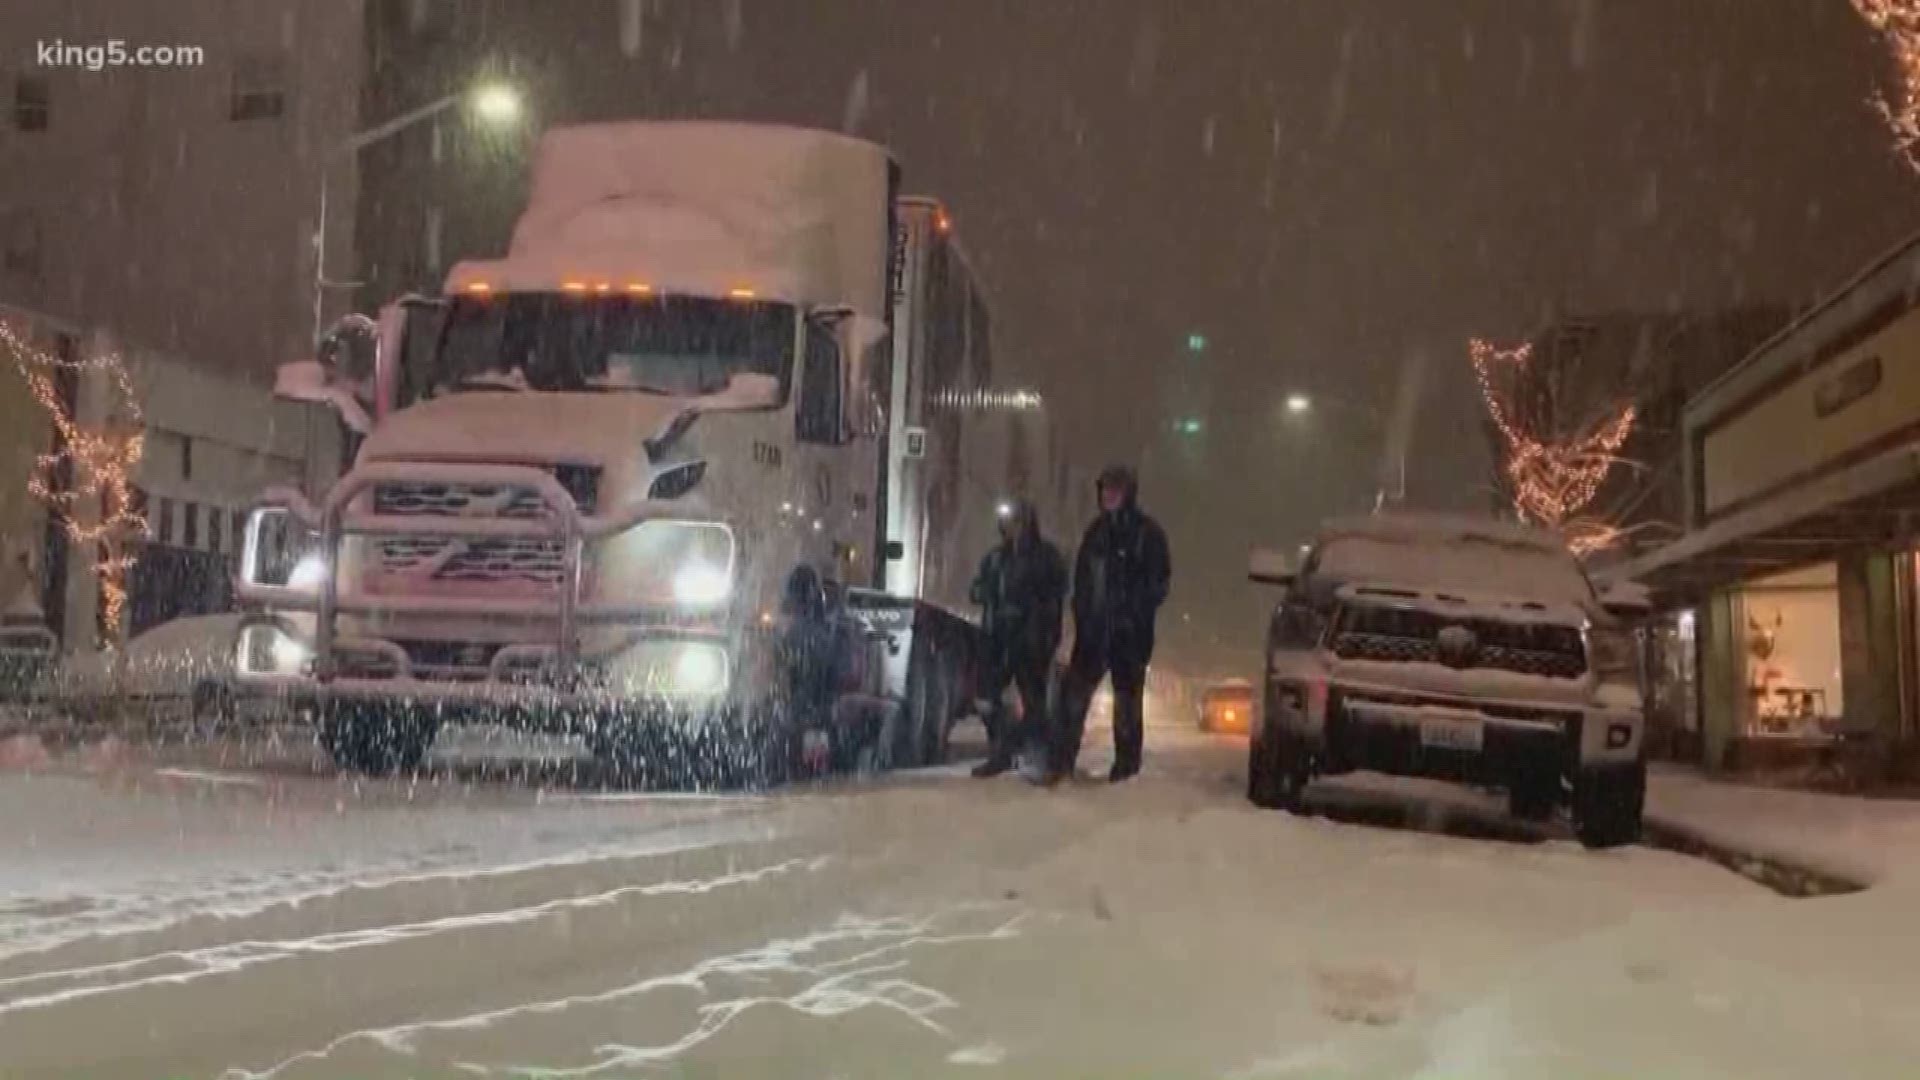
1198;678;1254;734
0;611;57;703
55;613;294;726
1245;513;1650;848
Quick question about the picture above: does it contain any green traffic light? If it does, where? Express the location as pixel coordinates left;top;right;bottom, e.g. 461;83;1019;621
1186;333;1207;353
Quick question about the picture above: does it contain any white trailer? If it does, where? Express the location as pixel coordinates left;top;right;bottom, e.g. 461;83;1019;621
235;122;1023;783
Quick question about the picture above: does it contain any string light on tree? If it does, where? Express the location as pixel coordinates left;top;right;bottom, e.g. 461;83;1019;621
0;320;146;639
1469;338;1637;552
1854;0;1920;172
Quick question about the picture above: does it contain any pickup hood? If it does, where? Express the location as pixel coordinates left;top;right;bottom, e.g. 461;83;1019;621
360;390;756;468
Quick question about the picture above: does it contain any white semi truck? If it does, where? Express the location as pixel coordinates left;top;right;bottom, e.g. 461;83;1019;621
235;121;1058;783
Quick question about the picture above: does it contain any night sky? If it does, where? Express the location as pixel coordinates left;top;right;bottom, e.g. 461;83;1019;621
591;0;1917;675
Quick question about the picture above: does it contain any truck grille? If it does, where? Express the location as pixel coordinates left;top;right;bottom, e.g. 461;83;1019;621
1331;604;1586;679
370;465;599;590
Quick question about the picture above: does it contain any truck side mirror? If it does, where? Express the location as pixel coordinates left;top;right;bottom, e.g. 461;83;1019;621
1598;580;1653;624
1248;548;1295;588
274;360;373;434
797;315;845;445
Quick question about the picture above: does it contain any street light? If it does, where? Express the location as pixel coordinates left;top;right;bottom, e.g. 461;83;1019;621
1280;389;1403;512
311;80;525;339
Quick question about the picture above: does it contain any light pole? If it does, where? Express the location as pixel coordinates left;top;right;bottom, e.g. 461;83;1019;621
1280;391;1405;512
311;81;523;341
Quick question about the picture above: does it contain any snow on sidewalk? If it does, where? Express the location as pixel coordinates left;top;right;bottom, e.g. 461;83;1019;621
1645;765;1920;887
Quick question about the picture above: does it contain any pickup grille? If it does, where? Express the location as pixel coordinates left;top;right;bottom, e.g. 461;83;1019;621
1331;604;1586;680
370;465;599;590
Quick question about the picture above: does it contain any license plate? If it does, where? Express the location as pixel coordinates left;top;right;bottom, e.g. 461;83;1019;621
1419;716;1484;752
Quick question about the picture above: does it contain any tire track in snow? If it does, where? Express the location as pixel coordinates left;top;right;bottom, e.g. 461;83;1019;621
219;904;1026;1080
0;855;831;1016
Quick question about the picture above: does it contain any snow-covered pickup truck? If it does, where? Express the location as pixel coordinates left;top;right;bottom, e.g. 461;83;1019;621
1246;513;1651;848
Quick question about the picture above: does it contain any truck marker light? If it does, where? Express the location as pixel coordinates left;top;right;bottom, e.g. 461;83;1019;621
935;210;952;234
728;287;757;300
562;280;588;293
594;282;612;293
465;281;492;296
626;282;653;295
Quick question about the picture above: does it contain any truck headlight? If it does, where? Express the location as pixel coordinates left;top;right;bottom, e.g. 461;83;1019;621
672;563;733;604
605;639;730;698
238;622;309;676
606;520;736;605
288;554;326;592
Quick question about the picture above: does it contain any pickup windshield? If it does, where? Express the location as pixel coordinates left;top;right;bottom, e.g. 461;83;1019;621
410;293;796;402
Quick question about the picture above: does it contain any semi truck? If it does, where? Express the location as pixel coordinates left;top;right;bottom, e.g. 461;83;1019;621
234;121;1059;784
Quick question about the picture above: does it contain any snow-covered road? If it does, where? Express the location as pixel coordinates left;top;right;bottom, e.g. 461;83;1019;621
0;724;1912;1079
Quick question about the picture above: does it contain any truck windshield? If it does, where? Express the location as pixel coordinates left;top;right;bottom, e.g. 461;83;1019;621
416;293;795;401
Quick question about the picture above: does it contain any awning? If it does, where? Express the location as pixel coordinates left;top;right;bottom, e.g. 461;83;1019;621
1598;440;1920;600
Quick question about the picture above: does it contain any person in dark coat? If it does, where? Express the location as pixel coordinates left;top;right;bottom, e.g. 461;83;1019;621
1052;464;1172;783
775;565;842;775
967;497;1069;778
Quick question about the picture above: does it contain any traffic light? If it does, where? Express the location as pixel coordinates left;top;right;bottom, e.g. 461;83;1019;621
1186;333;1207;354
1175;417;1203;435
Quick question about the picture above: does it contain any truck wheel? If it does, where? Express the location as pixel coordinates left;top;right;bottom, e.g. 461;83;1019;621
588;716;670;789
1507;773;1559;822
1248;727;1310;812
319;704;439;777
1572;761;1645;849
191;680;235;731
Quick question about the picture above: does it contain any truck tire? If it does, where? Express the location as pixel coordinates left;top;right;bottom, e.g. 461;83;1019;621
1572;761;1645;849
591;706;784;792
319;703;439;777
1248;726;1310;812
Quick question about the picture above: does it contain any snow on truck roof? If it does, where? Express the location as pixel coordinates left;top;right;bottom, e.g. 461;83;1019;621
447;122;893;321
1311;512;1597;609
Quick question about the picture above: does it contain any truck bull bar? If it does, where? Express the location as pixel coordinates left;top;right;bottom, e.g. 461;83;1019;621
236;461;733;691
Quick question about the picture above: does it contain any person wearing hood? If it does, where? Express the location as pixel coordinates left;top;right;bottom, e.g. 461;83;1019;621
1052;464;1171;783
967;497;1069;778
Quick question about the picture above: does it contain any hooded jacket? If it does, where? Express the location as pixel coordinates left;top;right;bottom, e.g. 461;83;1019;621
1071;466;1172;651
969;499;1068;658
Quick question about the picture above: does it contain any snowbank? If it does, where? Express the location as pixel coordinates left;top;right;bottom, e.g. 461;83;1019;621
1643;767;1920;887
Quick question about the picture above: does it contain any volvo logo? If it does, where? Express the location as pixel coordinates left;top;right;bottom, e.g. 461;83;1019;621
1435;625;1479;669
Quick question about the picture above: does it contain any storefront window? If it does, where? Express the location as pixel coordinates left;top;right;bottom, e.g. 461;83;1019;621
1740;563;1842;739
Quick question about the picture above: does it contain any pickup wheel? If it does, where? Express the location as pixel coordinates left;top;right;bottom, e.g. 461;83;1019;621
1248;726;1310;812
1507;773;1560;822
1572;761;1646;849
319;703;439;777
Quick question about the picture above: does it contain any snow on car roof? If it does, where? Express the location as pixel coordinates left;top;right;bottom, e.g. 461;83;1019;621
1311;512;1595;608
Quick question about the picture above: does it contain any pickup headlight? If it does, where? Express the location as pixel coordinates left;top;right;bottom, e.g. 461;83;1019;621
237;622;309;676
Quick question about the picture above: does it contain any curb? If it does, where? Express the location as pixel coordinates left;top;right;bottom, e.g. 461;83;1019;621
1641;817;1867;898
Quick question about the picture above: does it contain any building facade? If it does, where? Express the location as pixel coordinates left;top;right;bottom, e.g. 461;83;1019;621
1608;233;1920;783
0;1;361;648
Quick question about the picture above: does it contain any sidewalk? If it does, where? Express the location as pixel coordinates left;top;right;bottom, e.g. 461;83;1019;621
1646;764;1920;887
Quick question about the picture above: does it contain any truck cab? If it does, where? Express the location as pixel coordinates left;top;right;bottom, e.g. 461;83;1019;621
234;122;900;784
